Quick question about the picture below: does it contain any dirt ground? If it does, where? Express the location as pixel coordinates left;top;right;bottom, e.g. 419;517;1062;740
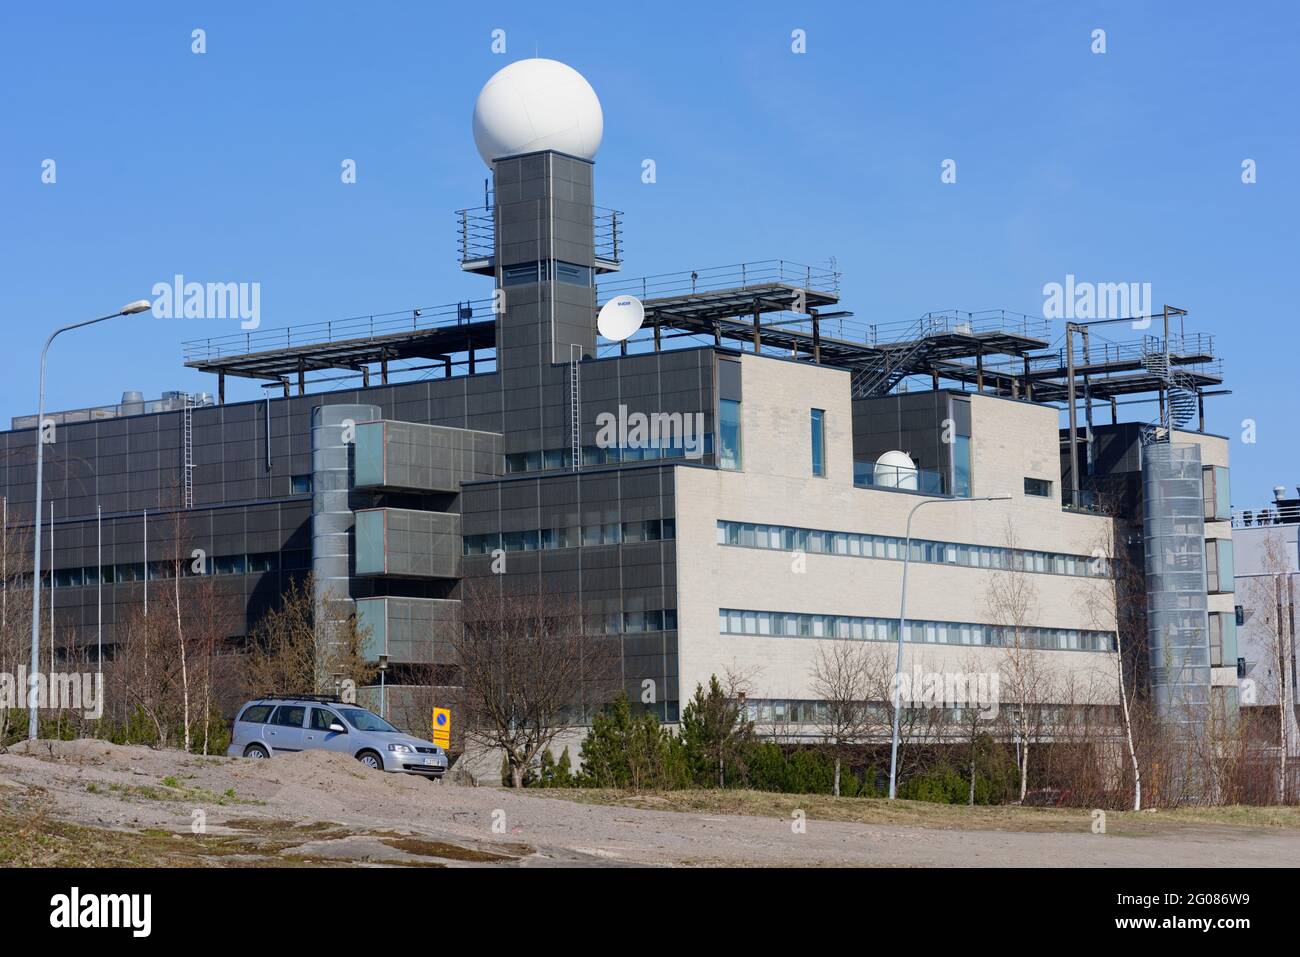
1;740;1296;867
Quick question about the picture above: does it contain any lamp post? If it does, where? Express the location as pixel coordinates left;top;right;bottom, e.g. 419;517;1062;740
28;300;152;740
887;493;1012;799
378;654;390;719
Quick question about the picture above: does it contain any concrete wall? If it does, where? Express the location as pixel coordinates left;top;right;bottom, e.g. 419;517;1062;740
673;354;1119;710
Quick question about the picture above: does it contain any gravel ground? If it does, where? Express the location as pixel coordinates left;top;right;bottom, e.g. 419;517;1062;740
1;740;1296;867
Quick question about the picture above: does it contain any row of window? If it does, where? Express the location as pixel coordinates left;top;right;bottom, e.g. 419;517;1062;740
584;609;678;634
28;550;311;589
464;518;677;554
505;438;715;475
719;608;1117;653
743;698;1121;726
715;520;1109;579
501;259;594;288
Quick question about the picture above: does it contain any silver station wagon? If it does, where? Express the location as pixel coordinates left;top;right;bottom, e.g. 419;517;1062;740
227;696;448;778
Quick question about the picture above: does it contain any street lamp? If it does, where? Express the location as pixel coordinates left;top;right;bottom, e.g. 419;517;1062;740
28;300;152;740
378;654;390;719
887;492;1012;799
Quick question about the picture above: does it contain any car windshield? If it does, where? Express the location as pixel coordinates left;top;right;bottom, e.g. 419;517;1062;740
338;707;399;733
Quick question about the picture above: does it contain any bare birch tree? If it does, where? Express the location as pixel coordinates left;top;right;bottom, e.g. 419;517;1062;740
808;640;874;796
242;574;375;700
1077;518;1144;809
986;521;1043;802
454;581;619;788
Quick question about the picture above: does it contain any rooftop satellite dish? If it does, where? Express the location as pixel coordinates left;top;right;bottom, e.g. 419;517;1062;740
597;295;645;342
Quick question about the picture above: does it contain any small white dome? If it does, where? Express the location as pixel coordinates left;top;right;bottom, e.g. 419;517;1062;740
875;451;918;490
472;59;604;166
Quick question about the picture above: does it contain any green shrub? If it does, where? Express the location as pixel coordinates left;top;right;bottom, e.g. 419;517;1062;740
578;695;687;790
745;742;790;792
899;763;968;804
786;749;835;795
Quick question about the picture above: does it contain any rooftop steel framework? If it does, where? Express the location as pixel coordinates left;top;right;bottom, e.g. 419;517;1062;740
180;260;1224;457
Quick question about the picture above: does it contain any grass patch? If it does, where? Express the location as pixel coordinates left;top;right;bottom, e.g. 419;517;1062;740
107;781;263;807
379;837;526;863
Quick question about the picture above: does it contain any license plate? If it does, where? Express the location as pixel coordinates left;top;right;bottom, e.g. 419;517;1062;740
423;757;437;766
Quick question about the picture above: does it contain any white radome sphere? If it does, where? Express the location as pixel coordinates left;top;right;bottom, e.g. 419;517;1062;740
472;59;603;166
875;450;918;491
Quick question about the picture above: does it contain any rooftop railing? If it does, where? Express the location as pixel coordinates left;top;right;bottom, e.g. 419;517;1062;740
598;259;841;302
455;204;624;266
863;309;1050;347
853;458;947;495
1233;503;1300;528
975;332;1221;379
181;299;497;364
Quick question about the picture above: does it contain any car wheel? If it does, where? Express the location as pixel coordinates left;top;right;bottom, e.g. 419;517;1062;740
357;750;384;771
244;744;270;759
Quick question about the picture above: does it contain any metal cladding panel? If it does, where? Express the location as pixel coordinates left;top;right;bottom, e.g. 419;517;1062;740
354;419;502;493
1142;443;1212;750
311;403;379;607
357;508;461;580
357;596;459;665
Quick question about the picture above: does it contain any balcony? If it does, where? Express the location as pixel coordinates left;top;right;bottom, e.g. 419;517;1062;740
853;458;947;496
455;205;623;275
356;596;459;665
354;508;461;579
354;420;501;493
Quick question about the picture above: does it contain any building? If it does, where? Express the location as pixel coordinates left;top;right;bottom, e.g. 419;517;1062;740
0;59;1237;748
1231;486;1298;756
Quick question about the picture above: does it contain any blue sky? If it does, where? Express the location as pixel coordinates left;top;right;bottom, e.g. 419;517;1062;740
1;1;1296;503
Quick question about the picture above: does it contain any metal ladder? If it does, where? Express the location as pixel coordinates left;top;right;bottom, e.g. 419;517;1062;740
182;394;195;508
569;344;582;471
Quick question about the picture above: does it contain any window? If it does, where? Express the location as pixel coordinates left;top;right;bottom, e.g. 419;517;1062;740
246;552;278;573
1208;612;1238;668
291;475;313;495
310;708;343;732
810;409;826;477
338;707;398;733
1024;477;1052;497
214;554;247;575
552;261;593;287
1206;538;1235;594
270;705;306;728
717;607;1113;653
501;261;541;286
1202;466;1231;522
953;435;971;497
239;704;273;724
718;399;742;470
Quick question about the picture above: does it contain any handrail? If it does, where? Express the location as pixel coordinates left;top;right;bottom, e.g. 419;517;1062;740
598;258;841;302
181;298;496;364
456;204;624;265
1233;503;1300;528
